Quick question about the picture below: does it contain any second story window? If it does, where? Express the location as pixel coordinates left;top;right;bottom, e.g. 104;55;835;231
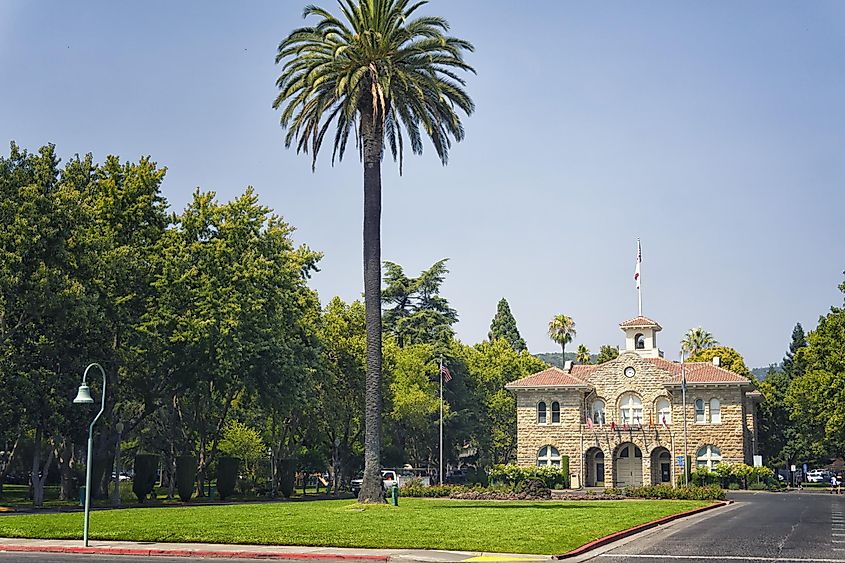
695;399;705;423
537;401;547;424
592;399;606;425
551;401;560;424
710;398;721;423
619;393;643;425
656;398;672;426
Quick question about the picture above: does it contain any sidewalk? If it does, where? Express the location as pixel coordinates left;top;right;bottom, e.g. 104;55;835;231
0;537;550;562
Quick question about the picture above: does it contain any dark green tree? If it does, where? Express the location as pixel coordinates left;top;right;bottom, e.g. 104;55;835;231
488;298;526;353
596;345;619;364
274;0;474;504
782;323;807;376
382;260;457;347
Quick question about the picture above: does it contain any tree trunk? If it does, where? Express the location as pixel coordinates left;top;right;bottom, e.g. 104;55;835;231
0;428;22;498
358;99;385;504
56;437;74;501
30;427;54;508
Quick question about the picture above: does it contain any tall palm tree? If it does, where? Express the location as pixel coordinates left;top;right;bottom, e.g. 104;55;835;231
576;344;591;365
548;314;576;366
274;0;474;503
681;326;718;357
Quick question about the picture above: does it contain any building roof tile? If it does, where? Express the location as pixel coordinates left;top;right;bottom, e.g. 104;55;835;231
645;357;752;385
619;315;662;330
505;366;594;389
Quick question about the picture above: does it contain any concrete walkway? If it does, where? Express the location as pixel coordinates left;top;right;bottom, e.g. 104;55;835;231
0;537;550;562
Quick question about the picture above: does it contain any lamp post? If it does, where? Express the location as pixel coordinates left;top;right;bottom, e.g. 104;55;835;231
680;350;689;487
73;363;107;547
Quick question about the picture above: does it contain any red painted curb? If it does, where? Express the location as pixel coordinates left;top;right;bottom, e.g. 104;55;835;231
553;500;732;559
0;544;390;560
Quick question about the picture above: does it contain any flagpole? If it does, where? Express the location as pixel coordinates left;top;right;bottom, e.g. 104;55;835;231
637;238;642;316
681;350;689;486
439;357;444;486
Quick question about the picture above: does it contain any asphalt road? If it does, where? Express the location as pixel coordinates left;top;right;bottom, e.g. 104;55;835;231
591;491;845;563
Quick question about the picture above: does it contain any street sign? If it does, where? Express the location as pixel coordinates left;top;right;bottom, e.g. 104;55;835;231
791;464;796;472
677;455;685;468
753;455;763;467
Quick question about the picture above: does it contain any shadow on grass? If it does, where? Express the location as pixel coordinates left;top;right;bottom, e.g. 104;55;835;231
436;503;617;510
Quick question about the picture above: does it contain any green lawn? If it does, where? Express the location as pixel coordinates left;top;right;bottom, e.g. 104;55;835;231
0;498;710;554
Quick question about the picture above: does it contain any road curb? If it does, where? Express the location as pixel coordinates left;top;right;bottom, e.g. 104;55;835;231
552;499;733;559
0;544;391;560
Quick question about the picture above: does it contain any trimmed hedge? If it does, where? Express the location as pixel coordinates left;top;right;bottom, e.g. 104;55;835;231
489;461;570;489
604;484;725;500
278;458;296;498
132;454;159;503
216;456;240;500
175;455;196;502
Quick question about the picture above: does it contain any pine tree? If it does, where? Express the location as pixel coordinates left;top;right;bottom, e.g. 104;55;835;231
488;298;527;353
782;323;807;376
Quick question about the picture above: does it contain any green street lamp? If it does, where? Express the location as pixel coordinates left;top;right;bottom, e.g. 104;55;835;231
73;363;107;547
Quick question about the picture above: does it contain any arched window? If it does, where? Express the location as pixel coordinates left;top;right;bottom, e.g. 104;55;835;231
619;393;643;425
710;399;721;424
635;333;645;349
537;445;561;467
696;445;721;469
656;398;671;426
551;401;560;424
537;401;547;424
694;399;705;423
592;399;606;425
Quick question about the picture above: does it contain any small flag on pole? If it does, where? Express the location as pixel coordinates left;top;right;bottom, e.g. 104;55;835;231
586;415;594;430
634;239;642;290
440;361;452;383
610;420;617;431
661;415;668;428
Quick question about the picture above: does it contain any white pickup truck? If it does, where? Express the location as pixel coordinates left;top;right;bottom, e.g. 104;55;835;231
350;468;430;495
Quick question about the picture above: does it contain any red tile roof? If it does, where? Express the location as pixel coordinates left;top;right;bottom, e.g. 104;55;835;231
505;366;592;389
645;357;751;385
619;315;662;329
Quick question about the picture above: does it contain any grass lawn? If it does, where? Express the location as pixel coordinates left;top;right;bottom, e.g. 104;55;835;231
0;497;711;554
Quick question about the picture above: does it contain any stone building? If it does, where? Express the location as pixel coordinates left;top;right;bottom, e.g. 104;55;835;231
505;315;761;488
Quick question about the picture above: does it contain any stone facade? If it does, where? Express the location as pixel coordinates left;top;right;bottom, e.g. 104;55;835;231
507;316;760;488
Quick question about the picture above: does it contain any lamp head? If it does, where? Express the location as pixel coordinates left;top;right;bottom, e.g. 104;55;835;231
73;383;94;404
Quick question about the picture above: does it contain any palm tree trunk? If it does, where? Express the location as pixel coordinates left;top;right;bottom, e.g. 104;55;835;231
561;343;565;367
358;101;385;504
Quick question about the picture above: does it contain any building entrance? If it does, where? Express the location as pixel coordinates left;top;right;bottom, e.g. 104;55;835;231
614;443;643;487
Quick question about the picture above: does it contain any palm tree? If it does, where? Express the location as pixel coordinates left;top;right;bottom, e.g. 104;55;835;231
548;314;576;366
576;344;591;365
681;327;718;357
274;0;474;503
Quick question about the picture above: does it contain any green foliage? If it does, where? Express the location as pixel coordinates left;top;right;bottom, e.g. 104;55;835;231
596;345;620;364
218;421;266;480
175;456;196;502
488;463;570;489
576;344;591;364
681;327;718;356
688;346;751;379
382;260;458;347
609;484;725;500
488;298;526;353
132;454;159;503
215;457;240;500
399;483;461;497
547;315;576;358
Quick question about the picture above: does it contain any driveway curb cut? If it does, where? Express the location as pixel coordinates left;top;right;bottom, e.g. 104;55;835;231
552;499;732;559
0;544;390;560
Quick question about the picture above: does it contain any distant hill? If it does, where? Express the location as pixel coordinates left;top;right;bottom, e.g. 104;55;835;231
751;365;783;381
534;352;581;368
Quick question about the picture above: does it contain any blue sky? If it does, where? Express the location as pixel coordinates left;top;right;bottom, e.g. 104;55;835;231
2;1;844;367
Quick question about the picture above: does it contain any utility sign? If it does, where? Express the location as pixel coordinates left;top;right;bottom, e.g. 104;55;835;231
677;455;685;468
753;455;763;467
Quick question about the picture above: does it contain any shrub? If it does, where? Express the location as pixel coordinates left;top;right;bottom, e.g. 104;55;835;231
465;466;488;487
489;461;570;490
728;482;741;490
748;481;767;490
216;456;240;500
617;484;725;500
515;478;551;499
401;483;462;497
132;454;159;503
175;455;196;502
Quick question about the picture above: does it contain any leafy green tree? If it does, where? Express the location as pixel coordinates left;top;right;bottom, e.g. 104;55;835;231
547;315;576;361
576;344;591;364
273;0;475;503
681;327;718;356
782;323;807;376
785;274;845;459
488;298;526;353
687;346;751;379
219;420;266;480
596;345;619;364
382;260;457;347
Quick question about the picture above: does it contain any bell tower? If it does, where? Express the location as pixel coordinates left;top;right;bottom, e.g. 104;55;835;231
619;316;663;358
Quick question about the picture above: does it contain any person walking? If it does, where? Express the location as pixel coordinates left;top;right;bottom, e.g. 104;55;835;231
831;473;838;494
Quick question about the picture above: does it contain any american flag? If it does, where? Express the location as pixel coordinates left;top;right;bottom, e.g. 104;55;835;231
634;239;641;289
440;361;452;383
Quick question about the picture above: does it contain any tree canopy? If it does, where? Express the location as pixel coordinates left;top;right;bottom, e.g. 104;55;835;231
488;298;526;353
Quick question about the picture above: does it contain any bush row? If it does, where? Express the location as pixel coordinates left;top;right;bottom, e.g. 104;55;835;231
682;463;778;490
604;484;725;500
488;461;570;489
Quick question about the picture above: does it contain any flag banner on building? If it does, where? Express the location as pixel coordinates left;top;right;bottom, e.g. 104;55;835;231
661;415;668;428
586;415;594;430
634;239;641;289
610;420;617;431
440;362;452;383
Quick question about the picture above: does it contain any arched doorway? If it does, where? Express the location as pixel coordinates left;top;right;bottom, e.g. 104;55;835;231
584;447;605;487
651;447;672;484
614;442;643;487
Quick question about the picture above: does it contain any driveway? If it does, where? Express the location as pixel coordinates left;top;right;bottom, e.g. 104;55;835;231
588;491;845;562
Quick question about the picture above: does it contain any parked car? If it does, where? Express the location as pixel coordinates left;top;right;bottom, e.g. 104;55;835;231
350;470;398;496
444;469;466;485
